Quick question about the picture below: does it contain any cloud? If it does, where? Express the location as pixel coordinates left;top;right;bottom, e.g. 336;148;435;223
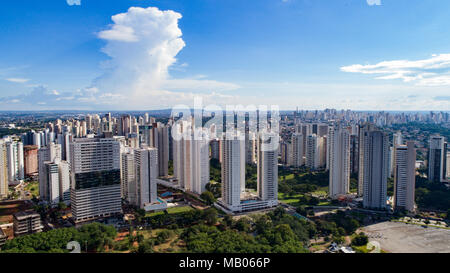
96;6;186;94
232;81;450;111
0;7;240;110
91;6;239;108
341;54;450;86
0;85;124;109
66;0;81;6
5;78;30;83
366;0;381;6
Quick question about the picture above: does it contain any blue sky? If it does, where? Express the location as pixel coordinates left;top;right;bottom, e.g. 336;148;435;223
1;0;450;110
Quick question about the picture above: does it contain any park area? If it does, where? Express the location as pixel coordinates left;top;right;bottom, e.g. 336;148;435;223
145;205;194;217
24;181;39;197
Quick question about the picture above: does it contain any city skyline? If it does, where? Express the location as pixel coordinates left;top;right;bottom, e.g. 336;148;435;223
1;0;450;258
1;1;450;111
0;105;449;254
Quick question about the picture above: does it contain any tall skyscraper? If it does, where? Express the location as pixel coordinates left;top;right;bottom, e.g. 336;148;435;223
298;123;312;158
220;133;246;211
389;133;403;177
45;162;59;203
291;133;304;167
217;130;279;214
134;147;158;208
358;123;375;196
245;132;257;165
306;134;320;170
359;125;389;209
210;138;220;161
70;138;122;223
121;149;135;203
21;131;34;146
350;134;359;175
173;122;210;194
428;136;447;183
328;126;351;199
139;125;152;147
317;124;329;138
42;160;70;205
57;132;71;162
393;142;416;212
279;142;290;166
6;140;24;184
58;161;70;204
320;136;327;169
173;136;185;188
189;129;210;194
38;143;62;202
156;124;169;177
393;132;403;146
33;131;42;149
257;132;278;204
446;151;450;181
0;140;8;199
120;115;132;137
173;120;189;189
85;114;93;132
24;145;39;177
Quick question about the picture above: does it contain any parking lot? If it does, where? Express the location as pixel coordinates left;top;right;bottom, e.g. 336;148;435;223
361;221;450;253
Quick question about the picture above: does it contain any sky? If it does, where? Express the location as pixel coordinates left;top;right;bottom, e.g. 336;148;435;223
0;0;450;111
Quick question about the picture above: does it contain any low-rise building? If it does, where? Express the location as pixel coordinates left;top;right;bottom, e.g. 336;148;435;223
13;210;43;237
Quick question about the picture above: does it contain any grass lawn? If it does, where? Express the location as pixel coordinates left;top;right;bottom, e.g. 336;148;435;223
352;245;370;253
279;172;311;183
167;206;194;214
317;201;332;206
25;181;39;197
278;192;303;204
280;174;295;180
311;186;328;197
353;244;388;253
278;192;332;207
145;205;194;217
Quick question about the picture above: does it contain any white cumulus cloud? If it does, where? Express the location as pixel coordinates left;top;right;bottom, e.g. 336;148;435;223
341;54;450;86
92;6;239;108
5;78;30;83
66;0;81;6
366;0;381;6
0;7;240;110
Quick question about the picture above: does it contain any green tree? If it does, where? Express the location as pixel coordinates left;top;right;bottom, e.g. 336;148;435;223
203;208;218;225
57;202;67;210
1;222;117;253
351;233;369;246
222;215;234;227
137;240;154;253
255;214;273;234
332;235;344;244
200;191;216;205
234;218;251;233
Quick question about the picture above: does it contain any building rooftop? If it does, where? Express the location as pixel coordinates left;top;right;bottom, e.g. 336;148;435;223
13;210;40;221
